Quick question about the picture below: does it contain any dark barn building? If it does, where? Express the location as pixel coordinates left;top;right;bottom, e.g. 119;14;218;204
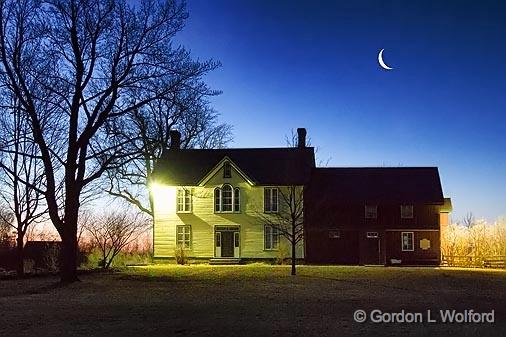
304;167;451;265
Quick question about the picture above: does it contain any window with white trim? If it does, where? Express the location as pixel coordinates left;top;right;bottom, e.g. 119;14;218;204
366;232;379;238
264;225;279;250
401;205;414;219
214;188;221;212
401;232;414;251
264;188;279;213
176;188;192;212
214;185;240;213
365;205;377;219
176;225;191;249
221;184;233;212
234;188;240;212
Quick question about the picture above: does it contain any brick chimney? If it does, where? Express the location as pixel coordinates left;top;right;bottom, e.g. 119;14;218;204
297;128;307;148
169;130;181;150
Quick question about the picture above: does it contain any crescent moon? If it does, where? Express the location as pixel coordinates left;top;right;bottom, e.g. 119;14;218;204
378;49;393;70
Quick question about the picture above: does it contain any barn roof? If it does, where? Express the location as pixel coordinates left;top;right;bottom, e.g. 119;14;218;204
152;147;316;186
306;167;445;204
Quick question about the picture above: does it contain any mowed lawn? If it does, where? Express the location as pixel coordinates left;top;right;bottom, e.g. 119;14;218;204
0;265;505;337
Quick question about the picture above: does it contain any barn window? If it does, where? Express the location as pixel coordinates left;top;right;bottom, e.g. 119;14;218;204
401;205;414;219
401;232;414;251
365;205;377;219
366;232;379;238
328;230;341;239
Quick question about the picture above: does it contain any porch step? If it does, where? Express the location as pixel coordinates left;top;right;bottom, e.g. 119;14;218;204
209;258;242;265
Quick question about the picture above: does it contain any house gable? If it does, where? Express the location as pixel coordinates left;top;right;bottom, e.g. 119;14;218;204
197;156;255;187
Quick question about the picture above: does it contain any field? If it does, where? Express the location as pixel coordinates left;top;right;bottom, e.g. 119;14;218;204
0;265;505;336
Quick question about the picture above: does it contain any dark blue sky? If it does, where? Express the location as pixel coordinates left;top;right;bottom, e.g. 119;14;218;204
177;0;506;221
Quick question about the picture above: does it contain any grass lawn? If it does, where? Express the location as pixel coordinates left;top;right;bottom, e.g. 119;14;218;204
0;265;505;336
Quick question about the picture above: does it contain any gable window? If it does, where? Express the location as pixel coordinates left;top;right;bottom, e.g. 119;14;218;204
401;205;414;219
264;188;279;213
264;225;279;250
177;188;192;212
214;185;240;213
223;162;232;178
401;232;414;251
176;225;191;249
328;230;341;239
365;205;377;219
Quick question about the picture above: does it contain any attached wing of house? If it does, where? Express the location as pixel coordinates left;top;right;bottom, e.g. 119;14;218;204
304;167;451;265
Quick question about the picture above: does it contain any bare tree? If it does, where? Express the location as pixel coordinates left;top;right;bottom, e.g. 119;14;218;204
105;96;232;219
0;102;46;277
0;207;14;248
0;0;219;282
84;211;149;269
258;186;304;275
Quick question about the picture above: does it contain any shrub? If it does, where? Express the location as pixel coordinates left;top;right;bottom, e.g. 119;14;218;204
275;243;290;265
174;245;188;265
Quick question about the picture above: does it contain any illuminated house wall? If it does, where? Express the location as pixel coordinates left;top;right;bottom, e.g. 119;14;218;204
152;163;304;259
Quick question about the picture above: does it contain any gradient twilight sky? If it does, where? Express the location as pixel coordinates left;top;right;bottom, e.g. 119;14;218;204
176;0;506;222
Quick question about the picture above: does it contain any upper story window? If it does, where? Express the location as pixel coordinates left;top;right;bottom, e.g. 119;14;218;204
401;205;414;219
365;205;377;219
264;187;278;213
177;188;192;213
234;188;240;212
223;162;232;178
221;184;233;212
401;232;414;251
214;184;240;213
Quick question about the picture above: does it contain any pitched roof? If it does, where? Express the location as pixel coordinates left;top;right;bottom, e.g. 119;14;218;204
152;147;315;186
306;167;444;204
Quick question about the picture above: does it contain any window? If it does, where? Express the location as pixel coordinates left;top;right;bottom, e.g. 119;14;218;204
214;185;240;213
221;184;233;212
223;162;232;178
365;205;377;219
366;232;379;238
177;188;191;212
401;205;414;219
328;230;341;239
264;225;279;250
234;232;240;248
401;232;414;251
176;225;191;249
264;188;279;213
215;232;221;247
214;188;221;212
234;188;240;212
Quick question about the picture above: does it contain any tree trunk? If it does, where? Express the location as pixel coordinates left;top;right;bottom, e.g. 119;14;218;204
16;235;24;277
60;204;79;283
291;227;296;276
